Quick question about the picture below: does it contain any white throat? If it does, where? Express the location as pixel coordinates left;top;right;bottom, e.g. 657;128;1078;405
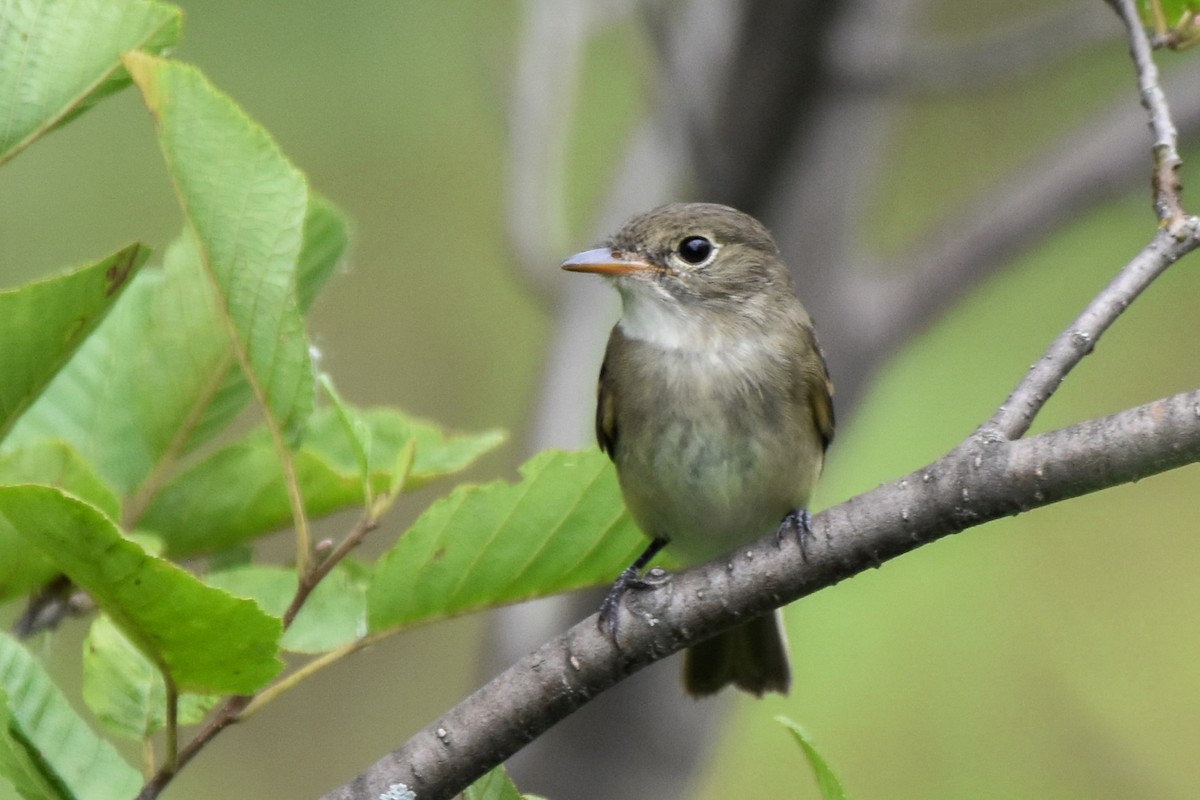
615;285;775;378
616;287;710;351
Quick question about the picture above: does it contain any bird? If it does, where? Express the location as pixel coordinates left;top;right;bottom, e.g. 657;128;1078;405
561;202;834;697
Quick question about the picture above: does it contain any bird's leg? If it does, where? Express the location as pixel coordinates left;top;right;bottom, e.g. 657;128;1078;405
598;537;668;636
776;508;814;560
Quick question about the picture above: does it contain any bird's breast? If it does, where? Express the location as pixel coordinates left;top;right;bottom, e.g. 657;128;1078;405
608;337;823;565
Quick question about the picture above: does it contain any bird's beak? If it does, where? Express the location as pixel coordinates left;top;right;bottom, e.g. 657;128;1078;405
561;247;655;276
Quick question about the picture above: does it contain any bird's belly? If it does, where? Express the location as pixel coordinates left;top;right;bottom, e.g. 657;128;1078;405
616;409;817;566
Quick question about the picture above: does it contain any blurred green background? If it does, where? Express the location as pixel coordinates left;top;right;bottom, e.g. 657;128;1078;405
2;2;1200;799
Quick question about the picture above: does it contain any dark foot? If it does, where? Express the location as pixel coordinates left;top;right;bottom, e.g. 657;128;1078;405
598;567;654;636
598;537;669;637
776;508;814;559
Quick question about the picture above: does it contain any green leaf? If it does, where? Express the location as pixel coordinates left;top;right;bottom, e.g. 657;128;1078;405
368;449;643;632
0;486;283;694
0;688;68;800
464;765;526;800
176;192;348;456
1138;0;1200;24
125;52;313;443
777;716;850;800
204;563;369;654
0;441;120;601
0;245;149;442
0;632;142;800
82;615;219;740
140;407;504;557
309;408;505;491
319;375;371;504
0;442;119;519
139;433;346;556
4;234;231;496
6;194;350;503
297;195;351;313
1138;0;1200;48
0;0;181;166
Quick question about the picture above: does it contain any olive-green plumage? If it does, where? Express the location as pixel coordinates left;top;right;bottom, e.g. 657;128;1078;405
563;202;834;696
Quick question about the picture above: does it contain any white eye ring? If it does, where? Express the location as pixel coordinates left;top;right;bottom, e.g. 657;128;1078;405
675;235;718;267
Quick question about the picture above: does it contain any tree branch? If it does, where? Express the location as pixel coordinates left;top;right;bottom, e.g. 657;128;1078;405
987;221;1198;439
1109;0;1188;228
983;0;1198;439
830;49;1200;412
320;387;1200;800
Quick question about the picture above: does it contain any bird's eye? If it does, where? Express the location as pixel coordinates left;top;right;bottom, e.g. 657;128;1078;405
677;236;714;265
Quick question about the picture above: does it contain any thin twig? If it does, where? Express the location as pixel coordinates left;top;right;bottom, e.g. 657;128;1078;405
1110;0;1188;228
136;502;389;799
283;514;379;629
136;695;251;800
285;440;412;626
981;0;1200;440
985;221;1199;440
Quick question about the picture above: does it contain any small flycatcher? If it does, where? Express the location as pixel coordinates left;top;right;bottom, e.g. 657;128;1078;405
562;202;834;697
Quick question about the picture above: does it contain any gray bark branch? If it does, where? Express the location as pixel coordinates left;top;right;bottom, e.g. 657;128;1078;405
320;385;1200;800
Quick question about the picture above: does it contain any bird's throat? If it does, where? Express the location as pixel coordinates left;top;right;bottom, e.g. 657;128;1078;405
616;289;721;352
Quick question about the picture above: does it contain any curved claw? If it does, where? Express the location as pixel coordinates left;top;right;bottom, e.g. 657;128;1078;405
598;570;665;636
776;508;814;560
598;537;669;637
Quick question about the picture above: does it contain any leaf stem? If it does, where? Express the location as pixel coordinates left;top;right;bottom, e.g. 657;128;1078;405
277;442;313;575
141;737;156;780
242;632;388;720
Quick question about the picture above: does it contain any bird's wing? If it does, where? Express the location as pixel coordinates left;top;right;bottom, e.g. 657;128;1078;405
800;325;836;450
596;331;621;458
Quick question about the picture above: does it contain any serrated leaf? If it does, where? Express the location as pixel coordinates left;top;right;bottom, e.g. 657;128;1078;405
0;0;181;166
777;716;850;800
0;486;283;694
82;615;218;740
205;563;368;654
0;442;119;519
124;52;313;443
5;235;231;496
312;408;505;491
0;632;142;800
7;194;350;503
0;245;148;442
141;407;504;557
368;449;644;632
0;441;119;601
